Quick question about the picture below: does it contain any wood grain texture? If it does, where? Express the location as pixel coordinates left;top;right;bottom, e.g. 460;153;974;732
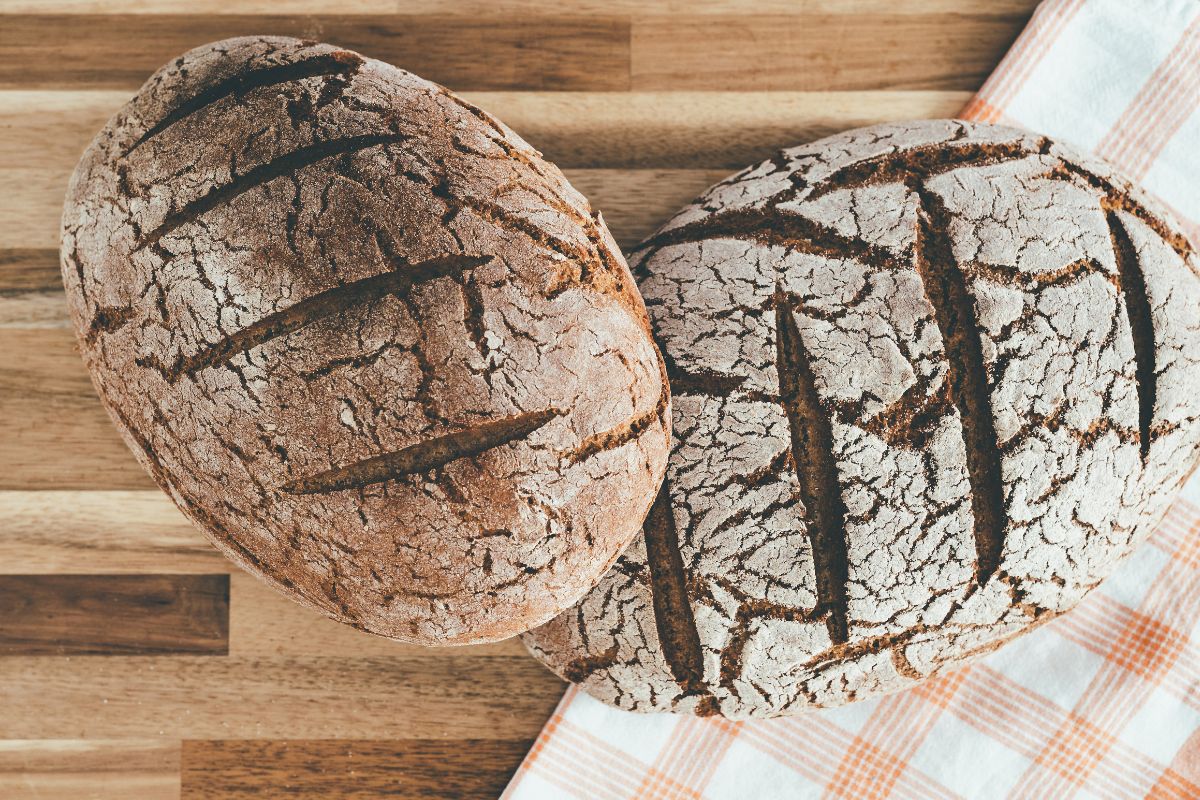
0;248;59;291
632;14;1027;90
0;490;229;573
0;655;564;739
0;1;1042;14
0;574;229;655
0;15;631;90
0;328;153;490
0;741;180;800
0;2;1025;796
180;739;533;799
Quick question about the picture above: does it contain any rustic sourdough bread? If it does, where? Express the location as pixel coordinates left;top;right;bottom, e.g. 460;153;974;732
524;120;1200;716
61;36;670;645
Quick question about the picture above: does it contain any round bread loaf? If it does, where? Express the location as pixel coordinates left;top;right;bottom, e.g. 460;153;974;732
61;36;670;645
523;120;1200;716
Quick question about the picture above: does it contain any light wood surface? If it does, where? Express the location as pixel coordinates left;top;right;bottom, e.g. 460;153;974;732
0;2;1032;797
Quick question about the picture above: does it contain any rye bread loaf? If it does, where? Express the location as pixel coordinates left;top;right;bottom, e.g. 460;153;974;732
523;120;1200;716
61;36;670;645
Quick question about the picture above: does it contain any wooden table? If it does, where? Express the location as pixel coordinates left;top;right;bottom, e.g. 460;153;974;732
0;1;1035;796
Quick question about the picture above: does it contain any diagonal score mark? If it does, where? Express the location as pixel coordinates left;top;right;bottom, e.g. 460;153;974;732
134;133;410;252
775;290;850;645
816;258;1110;455
641;480;718;714
125;50;365;156
633;207;904;272
150;254;491;381
962;257;1112;292
441;190;603;279
1061;161;1195;263
281;408;561;494
567;381;669;464
803;139;1049;202
665;366;747;398
1106;211;1156;462
913;186;1007;590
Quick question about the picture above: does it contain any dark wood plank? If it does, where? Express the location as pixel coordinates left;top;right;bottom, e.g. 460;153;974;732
0;15;631;91
0;248;60;293
0;574;229;655
632;13;1029;90
181;738;533;799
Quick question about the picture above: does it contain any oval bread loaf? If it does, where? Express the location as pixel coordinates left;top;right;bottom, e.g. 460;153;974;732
61;36;670;645
524;120;1200;716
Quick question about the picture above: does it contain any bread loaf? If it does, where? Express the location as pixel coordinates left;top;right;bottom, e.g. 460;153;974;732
524;120;1200;716
61;37;670;645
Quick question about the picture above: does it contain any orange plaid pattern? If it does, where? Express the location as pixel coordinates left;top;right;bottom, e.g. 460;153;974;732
826;738;907;799
1157;499;1200;570
1108;612;1187;680
961;0;1086;126
1093;17;1200;180
634;717;738;799
1034;713;1119;786
504;1;1200;797
1057;596;1188;683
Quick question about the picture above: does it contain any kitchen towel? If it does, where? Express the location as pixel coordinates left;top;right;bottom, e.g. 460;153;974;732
502;0;1200;797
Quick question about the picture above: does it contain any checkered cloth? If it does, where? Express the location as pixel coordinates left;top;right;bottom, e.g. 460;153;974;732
502;1;1200;797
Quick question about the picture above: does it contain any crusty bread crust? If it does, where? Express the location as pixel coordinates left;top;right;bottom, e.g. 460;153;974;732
61;36;670;645
524;120;1200;716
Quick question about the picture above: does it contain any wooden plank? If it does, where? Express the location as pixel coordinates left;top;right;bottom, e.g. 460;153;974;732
0;248;61;291
0;655;565;739
569;168;725;248
0;168;67;248
474;90;971;169
180;738;531;799
0;574;229;655
632;13;1028;90
0;490;224;574
0;499;189;570
0;327;153;490
0;88;971;170
0;0;1042;16
0;740;180;800
0;15;630;91
0;292;69;329
226;574;525;659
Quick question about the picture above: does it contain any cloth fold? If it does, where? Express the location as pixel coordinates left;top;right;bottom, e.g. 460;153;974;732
504;1;1200;796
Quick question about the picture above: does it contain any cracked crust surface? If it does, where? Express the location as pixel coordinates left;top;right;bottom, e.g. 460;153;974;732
523;119;1200;716
61;36;670;646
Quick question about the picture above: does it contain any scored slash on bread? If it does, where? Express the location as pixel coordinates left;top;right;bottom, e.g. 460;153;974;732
61;36;671;646
133;254;494;381
281;408;563;495
524;119;1200;718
